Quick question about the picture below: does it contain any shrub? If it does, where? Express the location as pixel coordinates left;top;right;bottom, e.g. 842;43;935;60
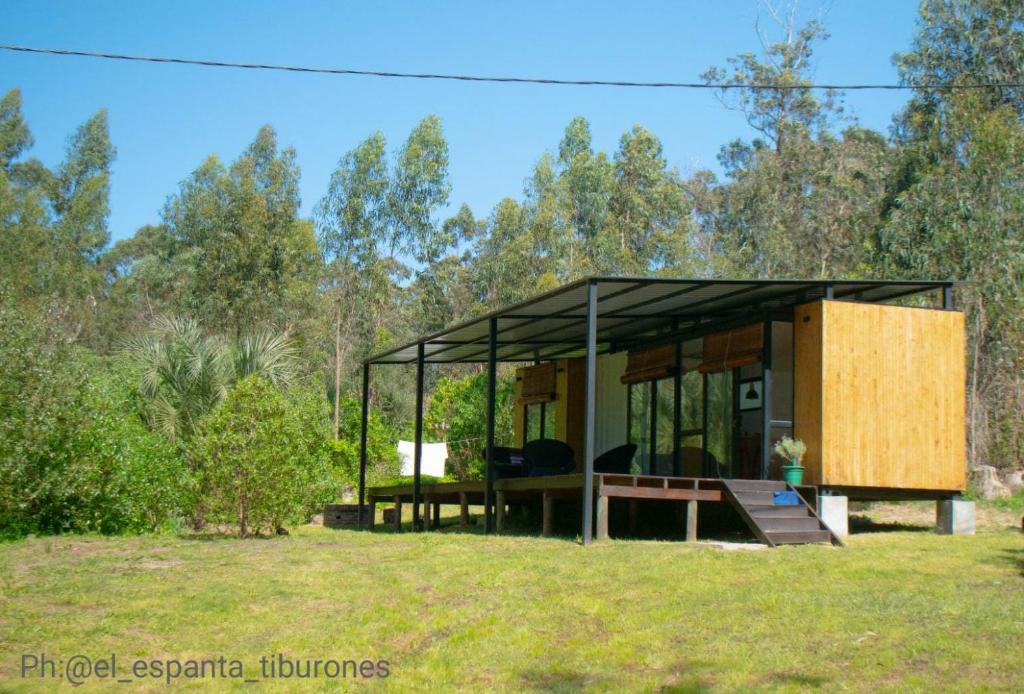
0;295;190;537
194;375;325;536
330;396;402;492
425;371;516;479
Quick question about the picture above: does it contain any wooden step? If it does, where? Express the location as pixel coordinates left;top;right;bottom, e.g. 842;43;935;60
721;479;841;548
731;490;777;505
724;479;787;492
755;517;823;532
764;529;834;545
747;505;814;518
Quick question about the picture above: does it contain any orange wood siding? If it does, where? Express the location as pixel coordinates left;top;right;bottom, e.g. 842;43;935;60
514;358;585;465
513;373;524;447
793;302;824;485
794;300;966;491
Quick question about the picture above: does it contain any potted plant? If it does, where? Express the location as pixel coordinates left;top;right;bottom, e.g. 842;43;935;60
773;436;807;486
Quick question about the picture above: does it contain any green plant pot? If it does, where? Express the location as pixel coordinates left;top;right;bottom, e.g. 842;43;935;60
781;464;804;486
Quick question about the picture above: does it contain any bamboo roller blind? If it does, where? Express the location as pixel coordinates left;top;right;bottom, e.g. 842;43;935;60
698;323;763;374
517;362;558;405
621;344;676;384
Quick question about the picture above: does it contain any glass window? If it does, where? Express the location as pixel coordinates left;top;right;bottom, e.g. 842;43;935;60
629;381;651;474
680;369;703;432
629;377;676;476
654;378;676;475
706;370;733;477
678;370;704;476
525;402;556;441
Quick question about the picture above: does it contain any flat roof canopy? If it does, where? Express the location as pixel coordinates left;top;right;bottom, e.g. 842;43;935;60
366;277;952;365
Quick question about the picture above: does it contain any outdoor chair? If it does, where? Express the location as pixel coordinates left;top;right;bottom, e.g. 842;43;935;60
522;438;576;477
481;446;527;481
593;443;637;474
679;447;723;478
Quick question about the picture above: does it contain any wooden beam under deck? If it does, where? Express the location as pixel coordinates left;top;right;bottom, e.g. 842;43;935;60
367;473;732;539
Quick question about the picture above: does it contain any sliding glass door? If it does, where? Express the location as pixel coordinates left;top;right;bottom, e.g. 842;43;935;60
627;377;676;475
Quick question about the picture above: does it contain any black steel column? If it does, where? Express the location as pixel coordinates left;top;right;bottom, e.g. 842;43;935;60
484;317;497;534
582;281;598;545
701;373;710;476
413;342;425;531
672;342;683;476
943;284;954;309
760;319;773;481
357;362;370;529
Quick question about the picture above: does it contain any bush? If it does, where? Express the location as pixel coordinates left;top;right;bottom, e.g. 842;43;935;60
0;294;190;537
425;371;516;479
194;375;326;536
329;395;402;492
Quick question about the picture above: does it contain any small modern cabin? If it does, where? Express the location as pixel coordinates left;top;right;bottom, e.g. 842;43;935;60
358;278;967;546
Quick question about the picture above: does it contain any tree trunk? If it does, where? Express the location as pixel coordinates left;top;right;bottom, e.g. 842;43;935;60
334;305;342;440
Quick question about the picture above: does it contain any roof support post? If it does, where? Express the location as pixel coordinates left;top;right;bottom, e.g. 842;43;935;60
357;362;371;529
413;343;425;531
701;372;710;476
943;285;954;309
484;317;497;534
672;340;683;477
582;280;598;545
760;318;773;481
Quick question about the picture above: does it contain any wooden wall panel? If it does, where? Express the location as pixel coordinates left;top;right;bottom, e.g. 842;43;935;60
794;300;966;492
514;358;584;465
513;374;524;447
793;302;824;485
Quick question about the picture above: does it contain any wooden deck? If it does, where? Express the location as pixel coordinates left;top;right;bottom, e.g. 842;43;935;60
367;473;727;541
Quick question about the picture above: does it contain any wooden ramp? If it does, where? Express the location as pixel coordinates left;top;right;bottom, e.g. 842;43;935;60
722;480;843;548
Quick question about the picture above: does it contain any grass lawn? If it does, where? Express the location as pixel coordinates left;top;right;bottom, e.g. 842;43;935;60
1;504;1022;692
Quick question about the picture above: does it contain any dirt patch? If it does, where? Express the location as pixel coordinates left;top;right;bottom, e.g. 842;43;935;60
137;559;185;570
853;501;1022;532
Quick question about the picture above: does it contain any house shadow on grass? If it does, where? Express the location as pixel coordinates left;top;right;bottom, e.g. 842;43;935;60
517;657;717;693
848;514;932;534
996;548;1024;578
179;531;275;541
763;671;831;688
517;658;829;692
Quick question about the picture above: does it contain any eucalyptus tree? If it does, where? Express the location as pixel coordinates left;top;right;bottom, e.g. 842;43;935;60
408;203;479;333
389;115;453;268
879;0;1024;468
688;4;890;280
556;117;614;278
0;92;115;341
701;4;840;155
0;89;50;299
603;126;692;276
159;126;319;338
688;125;892;279
316;131;391;436
895;0;1024;121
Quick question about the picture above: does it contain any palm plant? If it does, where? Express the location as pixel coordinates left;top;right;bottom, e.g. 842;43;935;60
125;316;297;442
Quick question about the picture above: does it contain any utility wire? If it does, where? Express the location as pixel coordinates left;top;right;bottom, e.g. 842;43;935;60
2;43;1022;92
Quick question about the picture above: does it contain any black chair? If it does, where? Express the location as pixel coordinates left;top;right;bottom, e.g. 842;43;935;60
593;443;637;474
679;446;723;478
523;439;576;477
480;446;526;481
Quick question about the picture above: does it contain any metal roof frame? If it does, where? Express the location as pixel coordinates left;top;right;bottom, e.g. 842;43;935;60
364;276;953;365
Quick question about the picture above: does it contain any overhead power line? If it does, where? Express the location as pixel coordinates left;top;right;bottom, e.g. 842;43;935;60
2;43;1021;92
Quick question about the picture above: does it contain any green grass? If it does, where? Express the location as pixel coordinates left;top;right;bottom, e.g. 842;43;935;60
1;517;1022;692
989;492;1024;513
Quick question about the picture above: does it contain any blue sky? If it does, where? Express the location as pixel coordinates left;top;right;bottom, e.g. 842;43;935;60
1;0;923;243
